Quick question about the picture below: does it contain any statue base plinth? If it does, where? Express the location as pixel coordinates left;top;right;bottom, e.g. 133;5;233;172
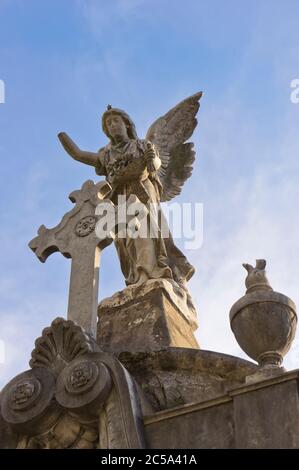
97;279;199;354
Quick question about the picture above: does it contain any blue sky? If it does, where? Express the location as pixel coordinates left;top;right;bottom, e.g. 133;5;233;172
1;0;299;387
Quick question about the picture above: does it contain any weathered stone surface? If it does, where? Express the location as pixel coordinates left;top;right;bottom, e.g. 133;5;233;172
144;369;299;449
119;348;258;411
231;295;297;365
231;370;299;448
97;279;199;354
0;409;18;449
18;412;99;449
145;399;234;449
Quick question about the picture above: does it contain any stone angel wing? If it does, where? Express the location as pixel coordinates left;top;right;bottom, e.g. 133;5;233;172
146;92;202;202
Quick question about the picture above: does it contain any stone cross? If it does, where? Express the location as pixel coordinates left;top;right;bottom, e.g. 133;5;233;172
29;180;113;338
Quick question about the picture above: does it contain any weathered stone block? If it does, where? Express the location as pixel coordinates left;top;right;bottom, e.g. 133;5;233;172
119;348;258;411
145;398;234;449
231;371;299;448
97;279;199;353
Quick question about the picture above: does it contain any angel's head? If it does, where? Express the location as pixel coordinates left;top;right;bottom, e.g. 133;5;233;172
102;106;138;144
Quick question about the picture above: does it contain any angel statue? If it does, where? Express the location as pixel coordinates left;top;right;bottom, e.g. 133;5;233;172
58;92;202;297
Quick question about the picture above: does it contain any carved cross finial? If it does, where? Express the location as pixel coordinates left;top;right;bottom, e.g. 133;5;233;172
29;180;113;337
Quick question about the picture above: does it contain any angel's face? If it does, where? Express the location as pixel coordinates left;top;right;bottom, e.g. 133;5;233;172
105;114;128;141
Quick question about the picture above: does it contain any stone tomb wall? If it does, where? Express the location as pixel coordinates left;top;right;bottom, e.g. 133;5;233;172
143;370;299;449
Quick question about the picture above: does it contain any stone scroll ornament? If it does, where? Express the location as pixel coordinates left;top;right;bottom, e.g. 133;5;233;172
0;318;147;449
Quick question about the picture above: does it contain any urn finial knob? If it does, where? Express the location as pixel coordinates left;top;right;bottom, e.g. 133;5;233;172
242;259;272;293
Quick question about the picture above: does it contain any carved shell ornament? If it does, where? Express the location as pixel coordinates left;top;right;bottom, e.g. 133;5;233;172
30;317;97;376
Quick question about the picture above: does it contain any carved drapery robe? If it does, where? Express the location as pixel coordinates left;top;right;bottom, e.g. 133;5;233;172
95;138;194;286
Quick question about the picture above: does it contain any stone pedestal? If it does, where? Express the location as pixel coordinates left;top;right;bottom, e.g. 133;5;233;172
97;279;199;354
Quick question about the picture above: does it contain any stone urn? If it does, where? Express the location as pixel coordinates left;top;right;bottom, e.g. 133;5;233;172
229;260;297;376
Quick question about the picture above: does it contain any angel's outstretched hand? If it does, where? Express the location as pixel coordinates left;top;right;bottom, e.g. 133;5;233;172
57;132;99;167
58;132;78;159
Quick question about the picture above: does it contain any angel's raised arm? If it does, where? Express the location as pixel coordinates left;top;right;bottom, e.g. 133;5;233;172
58;132;100;167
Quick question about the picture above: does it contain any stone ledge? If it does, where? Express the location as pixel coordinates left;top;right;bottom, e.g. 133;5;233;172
144;395;232;425
119;348;258;411
143;368;299;424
